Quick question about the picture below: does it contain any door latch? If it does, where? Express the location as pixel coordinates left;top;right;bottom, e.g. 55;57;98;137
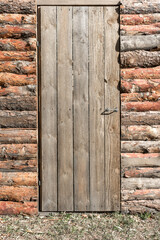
101;107;118;115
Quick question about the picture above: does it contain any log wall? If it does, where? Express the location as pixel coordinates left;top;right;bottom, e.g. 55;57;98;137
0;0;159;214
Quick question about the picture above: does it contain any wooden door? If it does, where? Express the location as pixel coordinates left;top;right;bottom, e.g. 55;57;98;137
38;5;120;212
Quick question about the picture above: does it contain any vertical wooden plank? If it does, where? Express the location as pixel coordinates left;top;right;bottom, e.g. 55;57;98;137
57;6;73;211
89;7;105;211
104;7;120;211
73;7;90;211
40;6;57;211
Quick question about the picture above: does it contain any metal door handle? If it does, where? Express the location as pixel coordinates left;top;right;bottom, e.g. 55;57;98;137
101;107;118;115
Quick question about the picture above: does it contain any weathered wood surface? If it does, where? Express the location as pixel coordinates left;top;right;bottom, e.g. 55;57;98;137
104;6;120;211
0;73;36;86
0;38;36;51
0;144;37;160
73;7;89;211
0;201;37;215
122;178;160;190
0;129;36;143
0;159;37;172
122;200;160;213
0;185;37;202
123;167;160;178
121;93;160;102
121;35;160;51
0;51;35;61
121;141;160;153
0;61;36;74
121;125;160;141
0;111;36;128
121;23;160;36
0;25;35;38
40;6;57;212
121;67;160;80
122;189;160;201
121;153;160;168
0;14;36;25
122;101;160;112
0;172;37;186
37;0;120;5
121;79;160;93
0;0;36;14
121;14;160;25
0;85;36;97
121;51;160;68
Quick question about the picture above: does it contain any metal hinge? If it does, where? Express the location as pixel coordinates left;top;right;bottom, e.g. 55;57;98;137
37;41;40;47
38;180;41;186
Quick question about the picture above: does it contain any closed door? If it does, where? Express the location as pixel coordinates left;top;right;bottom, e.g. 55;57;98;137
38;5;120;212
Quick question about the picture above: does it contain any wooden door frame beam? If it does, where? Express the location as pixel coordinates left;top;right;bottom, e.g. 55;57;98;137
37;0;121;6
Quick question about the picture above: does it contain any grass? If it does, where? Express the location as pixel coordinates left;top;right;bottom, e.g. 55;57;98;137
0;212;160;239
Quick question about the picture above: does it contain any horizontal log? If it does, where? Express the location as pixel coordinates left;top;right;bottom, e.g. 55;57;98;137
0;24;35;38
0;111;36;128
0;159;37;172
121;93;160;102
123;167;160;178
0;0;36;14
0;144;37;160
121;0;160;14
121;125;160;141
121;153;160;168
121;34;160;51
122;101;160;112
0;61;36;74
121;51;160;68
122;112;160;125
121;67;160;80
122;178;160;190
120;14;160;25
121;200;160;213
0;85;36;97
121;79;160;93
0;129;37;143
0;96;36;111
0;51;35;61
0;14;36;25
121;23;160;36
121;141;160;153
0;38;36;51
0;172;37;186
122;189;160;201
0;73;36;86
0;185;37;202
0;201;38;215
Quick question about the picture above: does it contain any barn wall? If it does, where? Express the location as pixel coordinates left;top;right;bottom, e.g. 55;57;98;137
0;0;159;214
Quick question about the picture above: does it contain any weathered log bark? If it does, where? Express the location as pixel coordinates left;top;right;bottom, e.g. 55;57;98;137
0;185;37;202
0;85;36;97
121;153;160;168
121;35;160;51
0;172;37;186
122;112;160;125
0;0;36;14
0;144;37;160
121;200;160;213
121;23;160;36
121;93;160;102
0;111;36;128
0;61;36;74
0;73;36;86
0;38;36;51
0;25;35;38
121;141;160;153
0;159;37;172
0;51;35;61
122;189;160;201
122;101;160;112
123;167;160;178
0;96;36;111
121;79;160;93
0;14;36;25
121;51;160;68
121;14;160;25
0;129;37;143
122;178;160;190
121;0;160;14
121;67;160;79
121;125;160;141
0;201;38;215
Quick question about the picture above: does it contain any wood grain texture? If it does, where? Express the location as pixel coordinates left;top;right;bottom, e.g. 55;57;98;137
104;7;120;211
89;7;105;211
73;7;89;211
57;6;73;211
37;0;120;6
40;6;57;211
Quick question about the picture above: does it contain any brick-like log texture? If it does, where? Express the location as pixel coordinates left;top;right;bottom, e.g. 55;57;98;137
0;0;159;214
